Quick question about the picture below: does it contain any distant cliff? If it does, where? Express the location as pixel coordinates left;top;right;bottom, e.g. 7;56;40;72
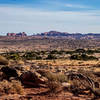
36;31;100;39
2;30;100;51
6;31;100;39
7;32;27;37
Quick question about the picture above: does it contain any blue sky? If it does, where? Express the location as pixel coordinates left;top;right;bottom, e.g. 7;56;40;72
0;0;100;35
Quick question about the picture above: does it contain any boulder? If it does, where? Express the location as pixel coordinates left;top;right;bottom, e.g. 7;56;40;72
0;56;9;65
20;71;48;87
62;82;71;88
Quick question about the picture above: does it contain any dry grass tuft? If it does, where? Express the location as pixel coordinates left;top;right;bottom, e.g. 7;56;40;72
47;81;61;93
41;71;67;82
0;80;24;95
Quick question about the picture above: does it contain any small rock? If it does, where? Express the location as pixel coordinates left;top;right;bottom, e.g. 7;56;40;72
62;82;71;88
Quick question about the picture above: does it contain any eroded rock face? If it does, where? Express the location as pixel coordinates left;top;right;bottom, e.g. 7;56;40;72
20;71;48;87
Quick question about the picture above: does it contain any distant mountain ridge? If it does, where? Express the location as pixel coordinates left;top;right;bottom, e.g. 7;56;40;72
36;31;100;39
6;31;100;39
1;30;100;51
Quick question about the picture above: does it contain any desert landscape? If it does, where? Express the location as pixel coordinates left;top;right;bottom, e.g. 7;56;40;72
1;31;100;52
0;0;100;99
0;37;100;100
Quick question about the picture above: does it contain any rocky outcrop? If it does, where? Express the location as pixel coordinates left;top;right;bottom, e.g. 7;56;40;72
7;32;27;37
40;31;69;37
20;71;48;87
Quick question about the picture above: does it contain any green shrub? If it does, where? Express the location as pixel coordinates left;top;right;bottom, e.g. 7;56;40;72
6;53;21;60
35;55;42;60
23;52;42;60
50;50;59;54
75;49;86;54
70;54;98;60
46;54;57;60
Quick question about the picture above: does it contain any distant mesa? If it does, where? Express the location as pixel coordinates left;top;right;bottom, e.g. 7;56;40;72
7;32;27;37
37;31;86;37
39;31;70;36
6;31;100;39
37;31;100;38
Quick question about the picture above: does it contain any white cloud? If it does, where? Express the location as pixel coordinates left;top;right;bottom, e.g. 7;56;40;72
0;5;100;35
65;4;89;8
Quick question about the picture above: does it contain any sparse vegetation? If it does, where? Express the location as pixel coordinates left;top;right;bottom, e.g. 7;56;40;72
46;54;57;60
47;81;61;93
0;49;99;99
70;54;98;60
43;72;67;82
2;49;100;61
0;80;24;95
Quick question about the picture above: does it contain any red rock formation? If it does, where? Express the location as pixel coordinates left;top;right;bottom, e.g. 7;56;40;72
7;32;27;37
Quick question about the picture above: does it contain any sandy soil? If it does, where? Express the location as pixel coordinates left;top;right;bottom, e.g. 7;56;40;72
0;87;94;100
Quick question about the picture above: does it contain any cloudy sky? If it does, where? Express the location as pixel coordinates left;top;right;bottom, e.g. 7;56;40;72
0;0;100;35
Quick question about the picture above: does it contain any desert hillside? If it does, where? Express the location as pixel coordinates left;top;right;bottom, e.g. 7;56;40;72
0;35;100;52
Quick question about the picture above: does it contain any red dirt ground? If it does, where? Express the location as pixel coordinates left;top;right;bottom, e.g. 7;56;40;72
0;87;94;100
